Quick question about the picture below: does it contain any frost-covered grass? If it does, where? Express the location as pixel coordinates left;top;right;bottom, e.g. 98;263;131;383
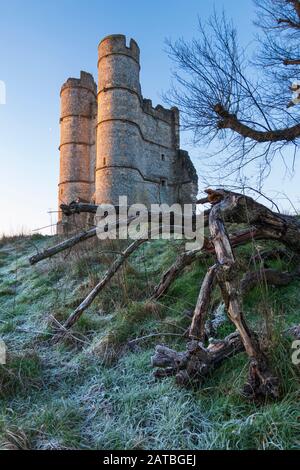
0;235;299;449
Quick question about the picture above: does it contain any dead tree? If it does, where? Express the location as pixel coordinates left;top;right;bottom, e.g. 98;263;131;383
208;192;279;398
29;190;300;398
151;188;300;399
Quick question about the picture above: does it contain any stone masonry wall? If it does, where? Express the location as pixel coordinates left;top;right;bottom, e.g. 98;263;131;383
95;35;198;207
57;36;198;234
57;71;97;233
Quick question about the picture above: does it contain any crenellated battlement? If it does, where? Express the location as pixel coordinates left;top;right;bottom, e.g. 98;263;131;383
61;71;97;96
142;99;179;124
98;34;140;64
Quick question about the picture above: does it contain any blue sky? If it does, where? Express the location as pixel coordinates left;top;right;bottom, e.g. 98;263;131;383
0;0;299;235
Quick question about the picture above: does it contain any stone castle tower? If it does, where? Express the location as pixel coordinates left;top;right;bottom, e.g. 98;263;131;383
58;35;198;233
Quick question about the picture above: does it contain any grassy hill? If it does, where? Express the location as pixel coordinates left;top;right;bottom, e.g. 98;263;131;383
0;234;299;450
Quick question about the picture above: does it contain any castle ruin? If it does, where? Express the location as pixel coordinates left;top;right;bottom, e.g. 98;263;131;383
57;35;198;233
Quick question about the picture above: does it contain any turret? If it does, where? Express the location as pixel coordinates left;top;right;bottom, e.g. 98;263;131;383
95;35;144;205
58;71;97;233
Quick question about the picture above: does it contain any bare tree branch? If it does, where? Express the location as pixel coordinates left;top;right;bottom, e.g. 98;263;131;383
283;58;300;65
214;103;300;142
166;3;300;179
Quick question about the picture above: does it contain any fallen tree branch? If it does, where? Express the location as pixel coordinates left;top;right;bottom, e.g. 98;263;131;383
60;202;132;215
31;201;208;266
60;202;99;215
151;331;244;384
205;264;300;339
205;188;300;254
241;267;300;294
29;227;97;265
63;238;147;329
61;201;209;232
151;249;202;300
250;247;293;265
29;213;139;265
151;226;263;300
189;264;218;340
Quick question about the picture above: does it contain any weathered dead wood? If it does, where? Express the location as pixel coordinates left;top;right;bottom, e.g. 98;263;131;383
33;200;208;267
205;266;300;339
60;202;140;216
189;264;218;340
241;267;300;294
60;202;99;215
63;238;147;329
152;249;202;300
205;188;300;254
29;213;139;265
151;331;244;385
153;311;300;385
199;266;300;340
29;227;97;265
61;201;209;232
151;227;262;300
251;247;290;262
209;195;279;399
29;202;105;265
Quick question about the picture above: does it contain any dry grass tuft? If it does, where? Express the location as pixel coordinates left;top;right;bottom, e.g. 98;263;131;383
0;427;30;450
